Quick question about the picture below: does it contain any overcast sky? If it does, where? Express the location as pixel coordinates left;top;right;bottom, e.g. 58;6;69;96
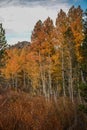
0;0;87;45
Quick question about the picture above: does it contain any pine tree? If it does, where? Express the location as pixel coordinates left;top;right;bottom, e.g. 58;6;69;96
80;9;87;103
0;23;7;66
81;9;87;83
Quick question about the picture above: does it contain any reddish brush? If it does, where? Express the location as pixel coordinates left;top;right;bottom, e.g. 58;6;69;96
0;89;86;130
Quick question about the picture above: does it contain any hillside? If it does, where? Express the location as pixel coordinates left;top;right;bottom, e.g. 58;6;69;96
8;41;30;49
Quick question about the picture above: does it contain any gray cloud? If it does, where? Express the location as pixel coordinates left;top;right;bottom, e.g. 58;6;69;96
0;0;71;44
0;0;70;7
0;16;5;22
5;28;17;34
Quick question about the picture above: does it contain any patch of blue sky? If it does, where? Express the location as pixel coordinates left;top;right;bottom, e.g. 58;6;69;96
69;0;87;10
6;32;31;44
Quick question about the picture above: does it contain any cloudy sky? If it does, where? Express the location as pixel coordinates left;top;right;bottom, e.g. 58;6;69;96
0;0;87;45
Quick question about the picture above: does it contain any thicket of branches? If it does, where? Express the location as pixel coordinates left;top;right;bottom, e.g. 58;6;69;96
0;89;87;130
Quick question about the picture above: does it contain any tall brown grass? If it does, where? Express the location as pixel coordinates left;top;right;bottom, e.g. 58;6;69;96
0;89;87;130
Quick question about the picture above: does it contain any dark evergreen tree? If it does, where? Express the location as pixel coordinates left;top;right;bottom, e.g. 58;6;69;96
0;23;7;87
82;9;87;80
0;23;7;65
80;9;87;103
81;9;87;83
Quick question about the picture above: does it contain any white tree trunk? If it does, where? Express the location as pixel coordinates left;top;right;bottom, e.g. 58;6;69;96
61;48;66;97
68;55;74;103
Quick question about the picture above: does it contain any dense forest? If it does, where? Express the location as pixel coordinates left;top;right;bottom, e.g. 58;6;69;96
0;6;87;130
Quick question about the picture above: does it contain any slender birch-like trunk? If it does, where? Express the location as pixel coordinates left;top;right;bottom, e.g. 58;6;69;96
12;74;14;88
68;55;74;103
39;51;47;97
23;70;26;89
61;47;66;97
15;74;18;89
48;54;52;99
81;70;86;84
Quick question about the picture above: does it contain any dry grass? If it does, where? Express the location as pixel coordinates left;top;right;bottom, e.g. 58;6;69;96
0;88;87;130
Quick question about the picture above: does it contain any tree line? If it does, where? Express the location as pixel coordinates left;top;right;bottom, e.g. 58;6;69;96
0;6;87;105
